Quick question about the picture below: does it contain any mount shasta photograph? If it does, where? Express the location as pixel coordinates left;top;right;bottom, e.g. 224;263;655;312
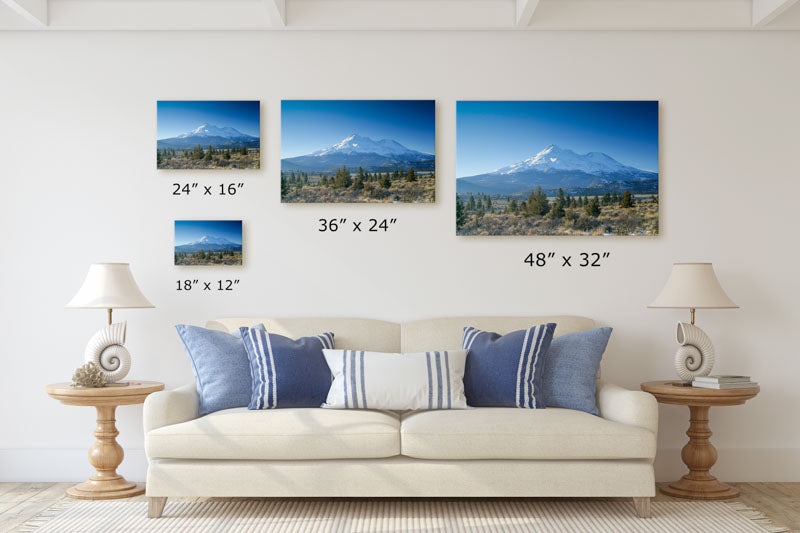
174;220;243;266
281;100;435;203
456;101;659;236
157;101;260;170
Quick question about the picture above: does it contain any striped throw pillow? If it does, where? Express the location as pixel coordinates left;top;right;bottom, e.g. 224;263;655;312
462;323;556;408
240;327;334;409
321;349;468;410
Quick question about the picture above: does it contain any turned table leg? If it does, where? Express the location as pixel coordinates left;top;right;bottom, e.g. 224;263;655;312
66;405;145;500
660;405;739;500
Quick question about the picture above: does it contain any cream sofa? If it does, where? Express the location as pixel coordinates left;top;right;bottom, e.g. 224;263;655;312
144;316;658;518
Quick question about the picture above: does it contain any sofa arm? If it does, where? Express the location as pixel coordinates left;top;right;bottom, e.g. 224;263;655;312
596;380;658;435
143;383;199;433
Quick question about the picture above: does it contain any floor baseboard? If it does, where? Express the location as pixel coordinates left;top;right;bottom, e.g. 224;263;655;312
0;448;147;482
654;448;800;482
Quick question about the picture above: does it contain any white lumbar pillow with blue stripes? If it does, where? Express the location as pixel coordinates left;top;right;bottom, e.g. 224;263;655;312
321;349;468;410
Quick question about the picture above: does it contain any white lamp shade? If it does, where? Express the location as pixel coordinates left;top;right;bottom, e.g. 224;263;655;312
66;263;154;309
648;262;738;309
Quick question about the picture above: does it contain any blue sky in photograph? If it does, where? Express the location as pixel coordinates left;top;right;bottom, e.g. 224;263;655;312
456;101;658;177
157;101;260;139
281;100;435;158
174;220;242;246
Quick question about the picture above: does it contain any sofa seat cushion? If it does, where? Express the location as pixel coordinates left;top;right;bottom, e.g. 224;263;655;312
146;407;400;460
400;408;655;460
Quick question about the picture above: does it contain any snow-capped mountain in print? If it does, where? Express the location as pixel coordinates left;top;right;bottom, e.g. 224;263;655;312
457;144;658;195
282;133;435;172
158;123;260;150
175;235;242;253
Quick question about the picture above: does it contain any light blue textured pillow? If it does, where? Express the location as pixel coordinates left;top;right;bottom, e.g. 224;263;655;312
175;324;264;416
240;327;334;409
542;327;613;415
462;324;556;408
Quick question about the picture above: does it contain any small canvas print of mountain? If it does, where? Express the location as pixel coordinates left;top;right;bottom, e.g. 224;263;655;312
157;101;260;170
281;100;435;203
456;101;659;236
174;220;242;266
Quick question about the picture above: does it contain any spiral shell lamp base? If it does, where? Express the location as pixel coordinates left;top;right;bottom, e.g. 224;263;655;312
673;321;715;381
84;322;131;383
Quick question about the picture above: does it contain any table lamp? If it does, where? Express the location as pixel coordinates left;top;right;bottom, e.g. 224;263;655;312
66;263;154;383
648;262;738;382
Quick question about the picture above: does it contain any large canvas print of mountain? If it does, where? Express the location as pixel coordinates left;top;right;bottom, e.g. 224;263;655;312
281;100;435;203
174;220;242;266
157;101;260;170
456;101;659;236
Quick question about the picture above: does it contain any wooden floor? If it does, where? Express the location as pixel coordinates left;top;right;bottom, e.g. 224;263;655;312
0;482;798;532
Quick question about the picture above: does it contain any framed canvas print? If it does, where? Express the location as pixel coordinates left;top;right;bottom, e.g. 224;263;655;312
456;101;659;236
157;101;260;169
281;100;435;203
174;220;243;266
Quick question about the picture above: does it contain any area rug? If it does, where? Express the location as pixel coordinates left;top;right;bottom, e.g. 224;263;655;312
16;499;788;533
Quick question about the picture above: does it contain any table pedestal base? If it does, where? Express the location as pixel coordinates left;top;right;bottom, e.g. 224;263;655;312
66;404;145;500
659;404;739;500
661;477;739;500
67;481;145;500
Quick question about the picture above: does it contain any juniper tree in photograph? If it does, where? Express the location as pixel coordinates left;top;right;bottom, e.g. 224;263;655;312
456;197;466;229
550;199;566;219
585;197;601;216
621;190;633;208
333;166;352;188
526;187;550;217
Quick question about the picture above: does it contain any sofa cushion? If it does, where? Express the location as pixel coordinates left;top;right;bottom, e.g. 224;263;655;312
146;408;400;460
400;408;655;460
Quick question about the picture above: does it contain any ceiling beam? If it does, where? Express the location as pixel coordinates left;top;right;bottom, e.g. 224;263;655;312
1;0;47;26
516;0;540;26
752;0;800;26
264;0;286;26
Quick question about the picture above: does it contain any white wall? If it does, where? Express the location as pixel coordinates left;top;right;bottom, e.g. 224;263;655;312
0;30;798;483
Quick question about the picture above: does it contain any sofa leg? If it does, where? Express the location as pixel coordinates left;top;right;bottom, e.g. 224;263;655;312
632;497;651;518
148;497;167;518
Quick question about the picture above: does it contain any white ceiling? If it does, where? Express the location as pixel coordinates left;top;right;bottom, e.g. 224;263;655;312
1;0;799;30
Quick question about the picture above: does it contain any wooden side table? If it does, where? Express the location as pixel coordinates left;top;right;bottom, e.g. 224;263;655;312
641;380;759;500
45;381;165;500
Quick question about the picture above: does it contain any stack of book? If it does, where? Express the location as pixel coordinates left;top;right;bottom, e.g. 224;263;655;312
692;375;758;389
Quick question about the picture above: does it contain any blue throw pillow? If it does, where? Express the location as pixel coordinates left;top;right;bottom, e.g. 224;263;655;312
240;327;334;409
175;324;265;417
542;327;613;415
462;323;556;408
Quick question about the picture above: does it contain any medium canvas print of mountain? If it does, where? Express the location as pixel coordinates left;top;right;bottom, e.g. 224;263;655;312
456;101;659;236
174;220;243;266
157;101;260;170
281;100;435;203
